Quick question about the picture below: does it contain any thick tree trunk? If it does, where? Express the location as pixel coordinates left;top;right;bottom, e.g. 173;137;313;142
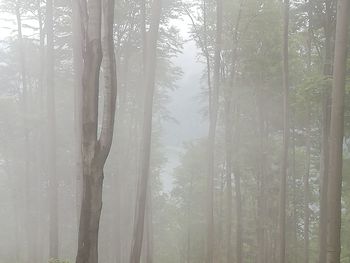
129;1;162;262
326;0;350;262
279;0;289;262
76;0;117;262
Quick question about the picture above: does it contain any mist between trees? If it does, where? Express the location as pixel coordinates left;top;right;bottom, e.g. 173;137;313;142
0;0;350;263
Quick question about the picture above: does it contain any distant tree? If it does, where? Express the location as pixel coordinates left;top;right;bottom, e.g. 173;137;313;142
279;0;289;262
129;0;162;262
46;0;59;259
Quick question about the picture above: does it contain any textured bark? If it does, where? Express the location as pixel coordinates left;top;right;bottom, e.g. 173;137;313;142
129;1;162;262
326;0;350;262
75;0;117;262
279;0;289;262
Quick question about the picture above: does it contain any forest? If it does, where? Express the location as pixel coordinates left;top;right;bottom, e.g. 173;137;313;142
0;0;349;262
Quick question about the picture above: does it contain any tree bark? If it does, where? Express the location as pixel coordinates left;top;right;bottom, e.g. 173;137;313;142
279;0;289;262
319;1;333;262
76;0;117;262
326;0;350;262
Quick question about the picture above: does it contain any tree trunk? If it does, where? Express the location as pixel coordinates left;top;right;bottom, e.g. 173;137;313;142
224;1;243;261
319;1;333;262
72;0;84;227
15;1;33;261
257;88;267;263
46;0;59;259
326;0;350;262
304;6;312;261
304;104;311;263
234;106;243;263
129;1;162;262
279;0;289;262
76;0;117;262
206;0;222;262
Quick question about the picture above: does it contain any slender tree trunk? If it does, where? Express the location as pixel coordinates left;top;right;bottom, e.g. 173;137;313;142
206;1;222;262
186;176;193;263
304;104;311;263
72;0;84;227
291;110;298;263
224;2;244;261
46;0;59;259
279;0;289;262
304;6;312;261
146;190;154;263
319;1;333;262
257;88;267;263
36;1;45;260
234;105;243;263
76;0;117;262
326;0;350;262
15;2;32;261
129;1;162;262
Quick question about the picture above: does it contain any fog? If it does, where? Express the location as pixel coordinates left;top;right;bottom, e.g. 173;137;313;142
0;0;350;263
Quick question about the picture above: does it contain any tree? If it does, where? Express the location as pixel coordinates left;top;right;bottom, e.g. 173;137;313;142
206;0;222;262
326;0;350;262
75;0;117;262
72;0;83;225
279;0;289;262
46;0;59;259
319;1;334;262
129;1;162;262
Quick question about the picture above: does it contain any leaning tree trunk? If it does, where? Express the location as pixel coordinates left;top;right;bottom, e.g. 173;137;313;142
129;1;162;262
279;0;289;262
326;0;350;262
75;0;117;262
